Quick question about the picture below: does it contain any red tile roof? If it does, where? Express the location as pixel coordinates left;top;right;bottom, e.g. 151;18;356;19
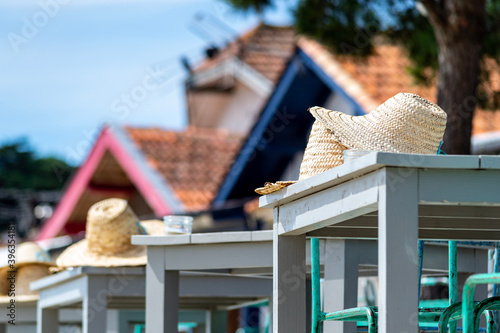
194;24;296;84
298;37;500;135
125;126;242;212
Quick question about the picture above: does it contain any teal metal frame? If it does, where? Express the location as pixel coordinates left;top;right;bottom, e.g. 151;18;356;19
448;241;458;333
473;296;500;332
311;238;379;332
311;238;459;332
463;273;500;333
133;322;198;333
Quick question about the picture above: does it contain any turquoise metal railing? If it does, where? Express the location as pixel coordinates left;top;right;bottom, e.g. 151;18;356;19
310;238;500;332
311;237;325;333
311;238;459;332
463;273;500;333
133;322;198;333
449;240;458;333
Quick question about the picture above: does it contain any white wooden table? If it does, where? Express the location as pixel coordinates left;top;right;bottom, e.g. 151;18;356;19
31;265;270;333
0;301;80;333
132;231;276;333
260;152;500;333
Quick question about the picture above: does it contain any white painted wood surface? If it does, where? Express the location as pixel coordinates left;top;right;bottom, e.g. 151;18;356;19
378;169;419;333
480;155;500;169
323;240;358;333
273;228;306;333
132;230;273;246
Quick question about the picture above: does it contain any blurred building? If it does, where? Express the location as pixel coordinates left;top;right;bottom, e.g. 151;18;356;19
36;125;242;240
0;189;59;239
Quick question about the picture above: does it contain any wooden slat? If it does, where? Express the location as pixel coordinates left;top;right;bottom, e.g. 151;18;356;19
307;227;500;241
333;216;500;230
419;169;500;205
480;156;500;169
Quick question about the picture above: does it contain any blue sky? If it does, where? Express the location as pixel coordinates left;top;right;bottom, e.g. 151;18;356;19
0;0;294;165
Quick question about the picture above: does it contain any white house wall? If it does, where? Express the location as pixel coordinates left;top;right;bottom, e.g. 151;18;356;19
187;90;232;130
218;82;266;136
187;82;266;136
323;92;356;115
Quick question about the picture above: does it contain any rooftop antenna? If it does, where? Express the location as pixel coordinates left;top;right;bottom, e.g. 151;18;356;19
187;23;218;44
196;11;238;42
180;56;192;74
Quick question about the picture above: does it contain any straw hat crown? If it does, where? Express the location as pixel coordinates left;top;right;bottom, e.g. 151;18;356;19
309;92;447;155
56;198;164;268
86;198;142;255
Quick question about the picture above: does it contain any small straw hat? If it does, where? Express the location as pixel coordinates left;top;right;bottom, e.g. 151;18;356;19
255;93;447;195
0;242;54;304
55;198;164;268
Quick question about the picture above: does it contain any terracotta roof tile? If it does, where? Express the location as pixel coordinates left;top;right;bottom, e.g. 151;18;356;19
125;126;243;212
195;24;296;84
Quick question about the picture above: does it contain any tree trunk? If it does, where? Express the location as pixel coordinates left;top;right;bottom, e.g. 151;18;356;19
422;0;486;154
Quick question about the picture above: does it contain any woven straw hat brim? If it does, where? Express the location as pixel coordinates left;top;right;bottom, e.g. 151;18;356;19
0;295;38;304
309;93;447;154
56;220;164;268
255;181;297;195
55;239;148;268
0;262;53;283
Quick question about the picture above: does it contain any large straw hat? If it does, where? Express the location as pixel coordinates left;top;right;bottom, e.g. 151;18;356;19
256;93;447;195
55;198;164;268
0;242;54;304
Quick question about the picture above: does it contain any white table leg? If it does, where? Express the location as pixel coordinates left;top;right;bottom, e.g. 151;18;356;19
83;276;107;333
205;310;226;333
378;168;419;333
273;210;307;333
146;247;179;333
37;307;58;333
323;239;359;333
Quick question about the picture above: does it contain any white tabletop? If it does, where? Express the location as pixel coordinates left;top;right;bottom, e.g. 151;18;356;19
259;152;497;208
132;230;272;246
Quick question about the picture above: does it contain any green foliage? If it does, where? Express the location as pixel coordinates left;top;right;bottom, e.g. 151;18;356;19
484;0;500;60
221;0;273;14
385;5;438;85
295;0;381;57
0;139;74;190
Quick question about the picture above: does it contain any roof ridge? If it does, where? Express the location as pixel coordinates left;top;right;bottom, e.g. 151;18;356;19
239;22;294;42
124;125;244;139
